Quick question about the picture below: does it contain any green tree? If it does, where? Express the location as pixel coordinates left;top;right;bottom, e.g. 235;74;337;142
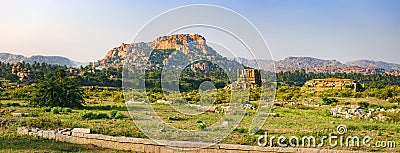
30;69;85;107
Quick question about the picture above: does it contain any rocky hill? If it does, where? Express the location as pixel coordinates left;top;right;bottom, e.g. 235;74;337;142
96;34;242;72
0;53;85;67
0;53;25;64
275;57;344;72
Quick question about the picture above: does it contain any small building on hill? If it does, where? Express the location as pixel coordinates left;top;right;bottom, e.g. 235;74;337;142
303;78;360;92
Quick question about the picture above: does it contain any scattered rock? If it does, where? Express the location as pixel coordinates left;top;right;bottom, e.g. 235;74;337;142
160;128;166;132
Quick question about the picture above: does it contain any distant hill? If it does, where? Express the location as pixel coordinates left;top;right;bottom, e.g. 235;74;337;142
0;53;86;67
237;56;400;76
275;57;344;72
0;53;25;64
346;60;400;71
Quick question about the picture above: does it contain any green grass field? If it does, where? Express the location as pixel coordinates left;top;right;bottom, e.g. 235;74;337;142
1;95;399;152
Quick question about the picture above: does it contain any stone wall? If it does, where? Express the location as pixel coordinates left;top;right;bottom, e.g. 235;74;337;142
17;127;376;153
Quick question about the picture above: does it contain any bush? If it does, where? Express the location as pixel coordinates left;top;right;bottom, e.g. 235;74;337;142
51;107;62;114
5;102;20;107
114;112;125;119
80;110;109;120
95;112;109;119
109;110;125;119
358;102;370;108
197;123;207;130
80;110;95;119
110;110;118;118
367;104;379;109
43;107;52;112
321;97;338;105
235;127;245;133
388;97;400;103
25;117;62;129
62;107;72;113
362;124;379;131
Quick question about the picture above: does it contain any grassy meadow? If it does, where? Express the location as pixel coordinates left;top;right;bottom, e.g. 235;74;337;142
1;88;399;152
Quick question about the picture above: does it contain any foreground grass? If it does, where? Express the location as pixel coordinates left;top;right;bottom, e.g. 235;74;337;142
0;125;134;153
1;97;399;152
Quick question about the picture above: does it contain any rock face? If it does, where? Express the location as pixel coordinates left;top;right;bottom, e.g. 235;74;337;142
12;62;32;81
97;34;230;70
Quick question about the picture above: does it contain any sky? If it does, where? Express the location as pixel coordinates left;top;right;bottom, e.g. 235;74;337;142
0;0;399;63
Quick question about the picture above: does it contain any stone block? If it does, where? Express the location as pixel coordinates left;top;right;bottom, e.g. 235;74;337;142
71;132;84;137
71;128;90;134
48;131;56;140
127;143;145;152
17;127;29;135
85;134;101;139
62;131;71;136
218;144;240;150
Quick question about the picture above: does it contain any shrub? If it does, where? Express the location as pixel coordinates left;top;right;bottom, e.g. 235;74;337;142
196;119;203;123
388;97;400;103
62;107;72;113
321;97;338;105
25;117;62;129
80;110;96;120
344;102;351;105
362;125;379;131
346;125;358;131
287;105;315;110
235;127;245;133
114;112;125;119
80;110;109;120
43;107;52;112
51;107;62;114
197;123;207;130
110;110;118;118
6;102;20;107
95;112;109;119
358;102;370;108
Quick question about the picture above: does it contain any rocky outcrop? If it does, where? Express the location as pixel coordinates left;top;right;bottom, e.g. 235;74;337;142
12;62;32;81
97;34;232;71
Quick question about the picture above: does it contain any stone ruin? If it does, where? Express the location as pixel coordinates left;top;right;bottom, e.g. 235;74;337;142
225;69;262;89
330;105;399;121
18;127;373;153
304;78;360;92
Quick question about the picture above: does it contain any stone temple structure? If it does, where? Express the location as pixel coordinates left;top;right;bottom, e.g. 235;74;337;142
226;69;262;89
304;78;360;92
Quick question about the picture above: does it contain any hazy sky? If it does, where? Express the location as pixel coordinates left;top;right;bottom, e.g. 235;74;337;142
0;0;399;63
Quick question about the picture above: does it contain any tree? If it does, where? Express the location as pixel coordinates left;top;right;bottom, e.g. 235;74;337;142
5;73;19;82
30;69;85;107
